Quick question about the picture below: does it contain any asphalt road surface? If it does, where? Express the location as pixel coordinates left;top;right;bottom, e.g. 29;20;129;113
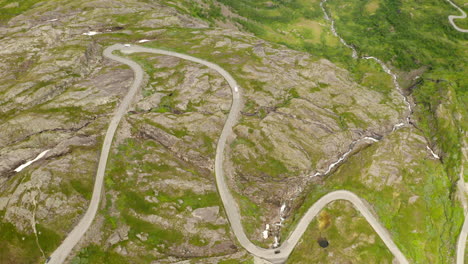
456;141;468;264
47;44;142;264
47;45;409;264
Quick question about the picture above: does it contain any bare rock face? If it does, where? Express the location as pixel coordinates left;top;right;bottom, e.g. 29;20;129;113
107;225;130;246
0;0;424;262
192;206;220;223
203;36;406;242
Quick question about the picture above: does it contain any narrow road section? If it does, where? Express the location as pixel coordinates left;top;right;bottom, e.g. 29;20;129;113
445;0;468;33
48;44;143;264
456;140;468;264
48;45;407;264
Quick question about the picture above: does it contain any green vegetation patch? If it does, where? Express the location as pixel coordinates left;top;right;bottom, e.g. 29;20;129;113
0;0;44;24
102;132;233;259
283;129;463;263
0;222;43;264
288;201;394;263
323;0;467;187
72;244;128;264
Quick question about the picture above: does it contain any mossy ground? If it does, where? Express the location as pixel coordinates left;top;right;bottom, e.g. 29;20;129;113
287;200;394;263
1;0;466;263
283;128;463;263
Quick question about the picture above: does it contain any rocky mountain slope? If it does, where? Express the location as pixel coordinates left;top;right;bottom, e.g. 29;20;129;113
0;0;465;263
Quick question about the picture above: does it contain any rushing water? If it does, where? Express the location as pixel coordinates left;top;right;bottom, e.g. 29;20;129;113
270;0;440;247
321;0;412;125
311;0;418;179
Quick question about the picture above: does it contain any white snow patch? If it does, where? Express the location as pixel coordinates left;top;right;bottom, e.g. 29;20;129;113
47;18;58;22
138;39;150;43
427;146;440;159
392;122;405;131
82;31;99;36
14;150;50;172
363;136;379;142
124;44;131;47
234;86;238;92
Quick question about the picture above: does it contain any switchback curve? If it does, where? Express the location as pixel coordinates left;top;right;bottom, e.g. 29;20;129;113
445;0;468;33
48;44;408;264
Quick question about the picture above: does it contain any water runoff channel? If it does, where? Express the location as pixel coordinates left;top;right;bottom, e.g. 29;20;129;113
269;0;442;252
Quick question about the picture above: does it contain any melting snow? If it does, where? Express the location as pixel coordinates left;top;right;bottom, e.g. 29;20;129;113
427;146;440;159
47;18;58;22
138;39;150;43
82;31;99;36
363;137;379;142
14;150;50;172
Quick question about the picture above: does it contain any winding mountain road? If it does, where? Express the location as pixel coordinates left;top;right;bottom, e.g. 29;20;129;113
446;0;468;33
456;140;468;264
47;44;408;264
47;44;143;264
47;0;467;261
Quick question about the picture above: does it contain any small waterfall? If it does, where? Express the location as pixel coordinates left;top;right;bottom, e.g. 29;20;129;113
321;0;412;128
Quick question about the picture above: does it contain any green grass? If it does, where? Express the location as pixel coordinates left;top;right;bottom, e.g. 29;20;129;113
189;234;209;247
70;179;93;200
2;0;465;262
120;191;154;214
124;213;184;247
282;129;464;263
0;0;44;24
155;190;221;212
219;258;254;264
234;192;264;245
323;0;467;187
287;201;394;263
71;244;128;264
36;224;61;253
0;222;43;264
102;134;232;258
